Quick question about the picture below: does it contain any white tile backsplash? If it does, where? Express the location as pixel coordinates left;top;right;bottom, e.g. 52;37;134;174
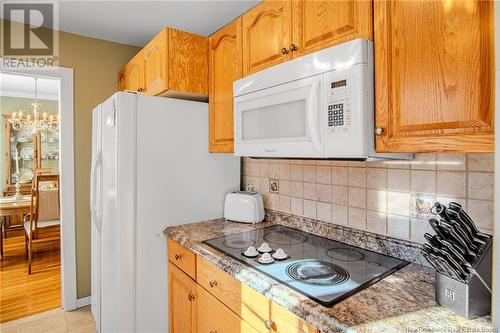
367;211;387;234
387;214;410;239
317;166;332;184
244;153;493;242
317;184;332;203
317;202;332;221
410;170;436;195
349;207;366;230
436;171;466;197
331;167;348;186
348;187;366;209
468;172;494;200
387;169;410;192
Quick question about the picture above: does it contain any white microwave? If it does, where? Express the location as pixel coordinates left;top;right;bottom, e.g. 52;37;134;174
233;39;410;160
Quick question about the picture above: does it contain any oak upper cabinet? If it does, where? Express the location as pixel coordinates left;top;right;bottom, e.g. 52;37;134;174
168;263;197;333
118;28;208;99
208;18;242;153
118;69;126;91
143;29;168;96
374;0;494;152
291;0;373;57
242;1;292;76
123;50;145;92
241;1;373;76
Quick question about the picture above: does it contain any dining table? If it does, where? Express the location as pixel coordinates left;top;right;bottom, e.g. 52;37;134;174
0;195;31;257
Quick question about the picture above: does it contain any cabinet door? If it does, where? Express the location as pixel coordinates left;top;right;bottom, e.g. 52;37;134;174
242;1;292;76
291;0;372;57
168;28;209;96
124;50;144;92
144;29;168;96
118;69;126;91
197;285;258;333
208;18;242;153
374;0;494;152
169;263;197;333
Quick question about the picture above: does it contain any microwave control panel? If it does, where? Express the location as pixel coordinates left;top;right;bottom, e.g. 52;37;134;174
327;79;351;133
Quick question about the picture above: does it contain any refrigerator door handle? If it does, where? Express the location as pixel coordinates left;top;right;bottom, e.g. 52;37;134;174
90;150;103;231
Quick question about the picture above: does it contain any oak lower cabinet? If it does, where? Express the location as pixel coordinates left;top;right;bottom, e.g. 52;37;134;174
374;0;494;153
119;28;208;99
169;263;197;333
197;285;259;333
168;240;320;333
208;18;242;153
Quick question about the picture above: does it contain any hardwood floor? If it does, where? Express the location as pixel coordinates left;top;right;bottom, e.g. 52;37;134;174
0;235;61;323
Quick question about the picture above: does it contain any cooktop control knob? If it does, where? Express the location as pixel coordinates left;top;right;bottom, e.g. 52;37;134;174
257;242;272;253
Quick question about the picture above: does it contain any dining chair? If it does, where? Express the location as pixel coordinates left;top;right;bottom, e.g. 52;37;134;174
23;174;60;274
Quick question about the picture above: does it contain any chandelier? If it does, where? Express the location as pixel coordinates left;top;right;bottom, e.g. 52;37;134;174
9;77;59;134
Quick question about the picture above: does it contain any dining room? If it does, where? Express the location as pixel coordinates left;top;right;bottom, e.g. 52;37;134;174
0;72;62;323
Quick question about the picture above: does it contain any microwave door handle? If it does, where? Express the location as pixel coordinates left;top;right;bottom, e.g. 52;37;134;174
308;79;322;154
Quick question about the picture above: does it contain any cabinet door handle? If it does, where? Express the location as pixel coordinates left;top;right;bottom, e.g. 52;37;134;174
280;47;289;55
264;320;274;329
210;331;218;333
187;294;195;301
209;280;217;288
174;254;182;260
375;127;384;136
290;43;298;52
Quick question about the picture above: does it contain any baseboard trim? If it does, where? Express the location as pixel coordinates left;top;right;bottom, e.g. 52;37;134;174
76;296;91;308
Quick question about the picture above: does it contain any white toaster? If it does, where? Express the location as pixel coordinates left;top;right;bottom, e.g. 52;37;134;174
224;191;265;224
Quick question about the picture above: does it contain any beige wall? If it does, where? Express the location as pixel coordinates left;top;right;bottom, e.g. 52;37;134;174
1;20;140;298
57;32;139;298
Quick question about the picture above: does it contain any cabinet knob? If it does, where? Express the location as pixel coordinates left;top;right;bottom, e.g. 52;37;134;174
264;320;274;329
290;44;298;52
209;280;218;288
280;47;289;55
375;127;384;136
187;294;195;302
174;254;182;260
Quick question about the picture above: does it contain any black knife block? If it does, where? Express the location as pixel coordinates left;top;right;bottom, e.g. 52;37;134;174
435;238;492;319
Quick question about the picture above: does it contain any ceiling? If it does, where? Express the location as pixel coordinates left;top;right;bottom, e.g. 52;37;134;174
4;1;259;47
0;73;59;101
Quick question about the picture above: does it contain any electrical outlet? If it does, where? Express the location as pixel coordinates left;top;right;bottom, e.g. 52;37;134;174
269;179;279;193
246;183;255;192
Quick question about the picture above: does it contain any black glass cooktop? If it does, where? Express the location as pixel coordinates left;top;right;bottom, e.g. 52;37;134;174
203;225;409;306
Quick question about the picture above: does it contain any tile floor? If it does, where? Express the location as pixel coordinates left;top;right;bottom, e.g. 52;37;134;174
0;306;96;333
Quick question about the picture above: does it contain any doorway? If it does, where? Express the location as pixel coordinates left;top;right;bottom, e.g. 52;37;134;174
0;66;76;323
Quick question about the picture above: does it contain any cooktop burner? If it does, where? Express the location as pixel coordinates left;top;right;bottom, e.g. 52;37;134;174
203;225;409;306
222;238;256;249
263;229;308;245
326;247;365;262
286;260;349;286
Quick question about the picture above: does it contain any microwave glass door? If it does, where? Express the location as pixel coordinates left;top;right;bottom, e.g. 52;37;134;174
235;75;323;157
242;99;306;140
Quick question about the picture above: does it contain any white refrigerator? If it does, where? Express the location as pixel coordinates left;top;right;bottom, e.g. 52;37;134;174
90;92;240;333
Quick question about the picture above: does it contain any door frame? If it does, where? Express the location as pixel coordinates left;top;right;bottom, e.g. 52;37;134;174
0;62;77;311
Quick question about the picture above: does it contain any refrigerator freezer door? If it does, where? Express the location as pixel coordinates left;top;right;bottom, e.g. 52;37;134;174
135;95;240;333
91;105;102;331
99;94;137;333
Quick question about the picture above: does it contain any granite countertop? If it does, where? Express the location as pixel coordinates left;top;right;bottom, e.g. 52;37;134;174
164;218;492;333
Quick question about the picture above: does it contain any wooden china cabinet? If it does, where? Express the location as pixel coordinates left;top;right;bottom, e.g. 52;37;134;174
2;115;59;234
